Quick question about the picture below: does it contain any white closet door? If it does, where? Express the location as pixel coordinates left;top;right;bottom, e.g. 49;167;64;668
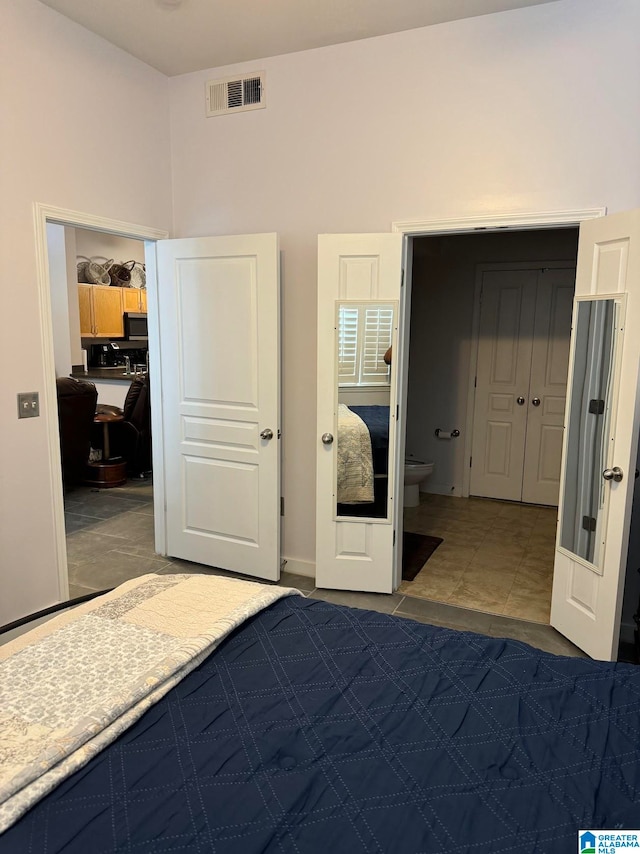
522;268;575;505
470;271;537;501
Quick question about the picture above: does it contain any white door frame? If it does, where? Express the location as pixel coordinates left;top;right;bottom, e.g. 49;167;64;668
33;203;168;602
464;259;577;501
390;209;605;586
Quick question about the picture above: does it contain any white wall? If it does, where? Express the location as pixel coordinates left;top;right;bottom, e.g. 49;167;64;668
0;0;172;625
47;224;74;377
65;229;83;368
168;0;640;574
75;229;146;267
406;228;579;495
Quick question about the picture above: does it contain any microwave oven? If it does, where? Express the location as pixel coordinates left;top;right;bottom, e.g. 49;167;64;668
123;312;148;340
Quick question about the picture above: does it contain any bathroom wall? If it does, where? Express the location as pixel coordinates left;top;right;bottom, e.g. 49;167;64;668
405;228;580;496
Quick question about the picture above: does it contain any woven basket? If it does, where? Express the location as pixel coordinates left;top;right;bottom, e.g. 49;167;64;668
109;260;136;287
76;257;91;283
85;258;113;285
129;262;146;289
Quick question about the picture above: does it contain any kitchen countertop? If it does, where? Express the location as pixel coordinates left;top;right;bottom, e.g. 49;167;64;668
71;368;138;383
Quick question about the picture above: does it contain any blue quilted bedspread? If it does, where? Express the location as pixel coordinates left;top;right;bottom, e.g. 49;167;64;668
2;595;640;853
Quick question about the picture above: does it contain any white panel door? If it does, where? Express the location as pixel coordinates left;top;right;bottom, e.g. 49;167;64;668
156;234;280;580
551;209;640;660
470;271;537;501
316;234;403;593
522;268;575;505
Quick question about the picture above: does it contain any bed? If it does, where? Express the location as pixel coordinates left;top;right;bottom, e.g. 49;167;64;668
1;573;640;853
347;405;390;477
337;404;390;514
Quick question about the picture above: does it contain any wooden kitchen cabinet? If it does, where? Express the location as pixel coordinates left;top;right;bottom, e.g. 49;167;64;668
122;288;147;312
122;288;141;312
78;284;124;337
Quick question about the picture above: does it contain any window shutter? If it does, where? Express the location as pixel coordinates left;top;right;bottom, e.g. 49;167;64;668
338;306;359;383
338;304;392;386
362;306;393;384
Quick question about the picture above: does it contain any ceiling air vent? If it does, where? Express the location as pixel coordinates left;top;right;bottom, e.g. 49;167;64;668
205;72;265;117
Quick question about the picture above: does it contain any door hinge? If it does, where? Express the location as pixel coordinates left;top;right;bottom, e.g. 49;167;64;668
396;405;399;421
401;269;405;288
469;456;473;468
474;376;477;388
582;515;596;532
393;529;396;546
589;399;605;415
280;497;284;516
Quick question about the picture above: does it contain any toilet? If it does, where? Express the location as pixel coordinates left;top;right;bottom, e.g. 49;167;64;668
404;459;434;507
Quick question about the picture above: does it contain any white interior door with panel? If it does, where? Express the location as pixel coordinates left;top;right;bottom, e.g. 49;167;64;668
155;234;280;581
551;209;640;660
522;267;575;505
471;266;574;505
316;234;403;593
470;271;537;501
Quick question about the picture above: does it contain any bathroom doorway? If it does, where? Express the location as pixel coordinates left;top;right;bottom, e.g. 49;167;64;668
399;227;579;623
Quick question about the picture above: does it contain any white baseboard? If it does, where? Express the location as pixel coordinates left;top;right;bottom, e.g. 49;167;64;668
420;482;462;497
281;557;316;580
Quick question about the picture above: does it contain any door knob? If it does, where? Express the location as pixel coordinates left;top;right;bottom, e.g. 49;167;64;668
517;396;525;406
603;466;624;482
321;433;334;445
260;428;274;440
531;397;541;407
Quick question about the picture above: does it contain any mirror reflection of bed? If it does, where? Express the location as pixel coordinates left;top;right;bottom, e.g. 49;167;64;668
335;300;396;521
336;403;390;518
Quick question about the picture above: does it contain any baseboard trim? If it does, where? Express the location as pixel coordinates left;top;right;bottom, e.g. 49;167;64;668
421;483;462;497
281;557;315;580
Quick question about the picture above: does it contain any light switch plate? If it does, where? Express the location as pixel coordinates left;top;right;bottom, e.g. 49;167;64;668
17;392;39;418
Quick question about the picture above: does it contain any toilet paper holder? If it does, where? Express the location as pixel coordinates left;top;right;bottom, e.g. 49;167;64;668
435;428;460;439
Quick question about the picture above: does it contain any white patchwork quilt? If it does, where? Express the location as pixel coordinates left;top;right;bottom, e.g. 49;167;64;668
337;403;374;503
0;573;300;833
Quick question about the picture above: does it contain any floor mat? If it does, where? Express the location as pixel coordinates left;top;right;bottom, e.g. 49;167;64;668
402;532;443;581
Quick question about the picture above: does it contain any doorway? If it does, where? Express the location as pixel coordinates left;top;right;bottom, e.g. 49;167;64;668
49;226;158;598
399;227;579;623
34;203;167;602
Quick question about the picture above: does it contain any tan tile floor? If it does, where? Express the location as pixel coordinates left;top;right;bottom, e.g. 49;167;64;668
400;493;557;623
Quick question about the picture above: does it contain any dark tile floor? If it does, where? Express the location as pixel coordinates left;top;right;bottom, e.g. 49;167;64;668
64;480;585;659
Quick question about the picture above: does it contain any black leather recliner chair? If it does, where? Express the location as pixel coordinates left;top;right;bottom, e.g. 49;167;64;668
56;376;98;488
95;375;152;476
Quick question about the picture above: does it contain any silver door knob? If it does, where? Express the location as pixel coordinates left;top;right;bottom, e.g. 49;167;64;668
517;396;525;406
531;397;541;406
603;466;624;482
321;433;334;445
260;428;274;440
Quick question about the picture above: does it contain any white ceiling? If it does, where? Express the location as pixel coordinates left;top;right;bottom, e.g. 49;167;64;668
38;0;562;77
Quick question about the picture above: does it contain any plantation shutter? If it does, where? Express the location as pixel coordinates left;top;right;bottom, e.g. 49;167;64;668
337;304;392;385
362;305;393;383
338;306;359;383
